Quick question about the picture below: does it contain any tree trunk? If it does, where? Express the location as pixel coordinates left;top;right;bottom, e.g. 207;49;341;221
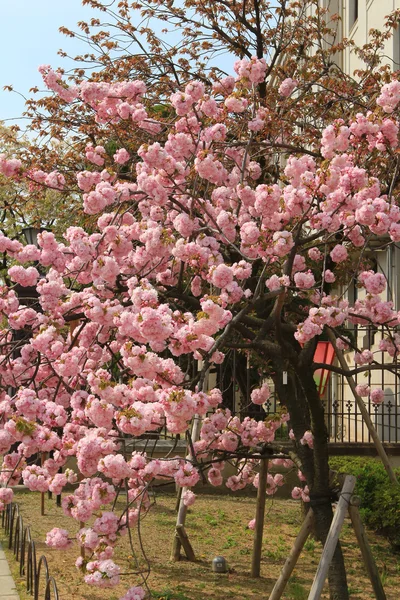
273;364;349;600
298;367;349;600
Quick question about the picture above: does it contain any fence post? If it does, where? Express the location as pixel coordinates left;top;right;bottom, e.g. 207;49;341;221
1;502;60;599
251;458;269;577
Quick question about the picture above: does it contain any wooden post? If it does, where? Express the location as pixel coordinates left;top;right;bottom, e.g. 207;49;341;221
251;458;269;577
176;525;196;561
308;475;356;600
40;453;46;516
80;521;85;558
56;466;63;507
171;531;182;561
171;414;202;561
175;486;183;513
348;504;386;600
268;508;314;600
327;330;398;485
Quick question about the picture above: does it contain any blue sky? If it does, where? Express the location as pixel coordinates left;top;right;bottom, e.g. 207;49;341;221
0;1;103;124
0;0;235;128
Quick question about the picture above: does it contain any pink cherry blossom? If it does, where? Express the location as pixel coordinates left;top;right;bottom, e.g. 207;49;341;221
370;388;385;405
376;80;400;113
46;528;72;549
330;244;348;263
8;266;39;288
294;270;315;289
300;430;314;449
84;559;120;587
183;490;196;506
119;587;146;600
356;384;370;397
250;383;271;405
279;78;298;97
0;488;13;506
324;270;336;283
358;271;386;295
114;148;130;164
0;154;21;177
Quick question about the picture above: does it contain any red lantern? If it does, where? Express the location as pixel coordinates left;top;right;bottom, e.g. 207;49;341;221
313;341;335;397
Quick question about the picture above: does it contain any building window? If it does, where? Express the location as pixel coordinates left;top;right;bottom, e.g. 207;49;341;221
349;0;358;30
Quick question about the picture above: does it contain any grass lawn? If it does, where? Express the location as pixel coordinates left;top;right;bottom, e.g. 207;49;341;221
1;491;399;600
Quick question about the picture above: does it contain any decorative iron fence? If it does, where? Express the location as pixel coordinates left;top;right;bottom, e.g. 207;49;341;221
324;373;400;445
133;337;400;445
1;502;60;600
231;381;400;445
223;328;400;445
213;341;400;445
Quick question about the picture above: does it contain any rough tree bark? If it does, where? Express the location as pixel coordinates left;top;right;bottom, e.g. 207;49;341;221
273;361;349;600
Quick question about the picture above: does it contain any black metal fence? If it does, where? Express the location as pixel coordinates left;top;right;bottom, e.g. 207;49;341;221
138;337;400;445
1;502;60;600
214;342;400;445
324;375;400;445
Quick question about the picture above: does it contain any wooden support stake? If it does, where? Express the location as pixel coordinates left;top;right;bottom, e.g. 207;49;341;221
80;521;86;558
308;475;356;600
269;479;386;600
171;414;202;561
176;524;196;561
327;330;398;485
348;505;386;600
171;534;182;562
268;508;314;600
251;458;269;578
56;466;62;507
40;453;46;516
175;486;183;513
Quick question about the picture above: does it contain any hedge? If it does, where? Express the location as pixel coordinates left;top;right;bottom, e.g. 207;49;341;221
329;456;400;550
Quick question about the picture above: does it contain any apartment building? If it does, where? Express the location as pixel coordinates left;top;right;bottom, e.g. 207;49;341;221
296;0;400;446
317;0;400;71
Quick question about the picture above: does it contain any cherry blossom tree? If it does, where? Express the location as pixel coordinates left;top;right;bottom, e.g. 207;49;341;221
0;124;83;257
1;2;400;599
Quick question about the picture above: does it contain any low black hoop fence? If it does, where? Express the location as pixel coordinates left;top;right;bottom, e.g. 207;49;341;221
1;502;60;600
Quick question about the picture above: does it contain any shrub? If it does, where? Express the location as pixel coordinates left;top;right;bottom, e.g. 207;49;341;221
330;456;400;550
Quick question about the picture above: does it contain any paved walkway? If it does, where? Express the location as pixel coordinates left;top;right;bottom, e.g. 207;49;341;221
0;543;20;600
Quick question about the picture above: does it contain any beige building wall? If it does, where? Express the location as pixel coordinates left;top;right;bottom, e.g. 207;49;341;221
341;0;399;74
306;0;399;72
304;0;400;443
327;245;400;443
